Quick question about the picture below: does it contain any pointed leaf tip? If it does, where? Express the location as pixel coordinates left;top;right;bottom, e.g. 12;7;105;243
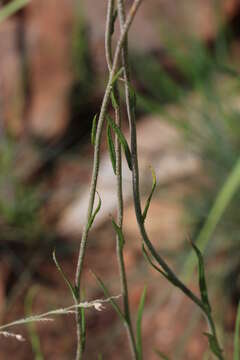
136;286;147;360
142;167;157;222
87;191;102;231
53;249;77;299
191;242;211;313
107;114;132;171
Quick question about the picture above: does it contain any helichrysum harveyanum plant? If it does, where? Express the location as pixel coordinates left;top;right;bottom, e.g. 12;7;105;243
0;1;234;359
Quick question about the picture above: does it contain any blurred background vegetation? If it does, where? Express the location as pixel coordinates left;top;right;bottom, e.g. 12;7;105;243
0;0;240;359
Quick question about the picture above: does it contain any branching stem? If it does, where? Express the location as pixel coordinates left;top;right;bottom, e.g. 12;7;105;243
74;1;142;359
106;1;137;358
117;1;223;359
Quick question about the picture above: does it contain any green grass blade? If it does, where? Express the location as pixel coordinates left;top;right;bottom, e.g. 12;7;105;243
107;124;116;174
91;114;98;146
183;157;240;280
91;271;126;323
87;191;102;231
53;250;77;299
136;286;147;360
107;114;132;170
0;0;30;24
142;167;156;222
191;243;211;313
234;301;240;360
112;219;125;250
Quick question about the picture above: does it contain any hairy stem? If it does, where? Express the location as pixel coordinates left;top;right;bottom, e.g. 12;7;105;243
114;82;137;360
106;1;137;358
117;0;206;327
118;2;224;358
74;1;142;359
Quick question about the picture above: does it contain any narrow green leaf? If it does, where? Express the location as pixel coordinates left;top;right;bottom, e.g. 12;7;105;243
136;286;147;360
142;167;157;222
111;90;118;110
0;0;30;24
111;67;124;86
234;301;240;360
204;333;223;358
191;243;211;313
91;271;126;323
87;191;101;231
112;220;125;250
91;114;98;145
142;245;169;279
107;123;116;174
110;9;118;35
107;114;132;170
155;349;171;360
142;245;183;288
53;250;77;299
129;83;137;113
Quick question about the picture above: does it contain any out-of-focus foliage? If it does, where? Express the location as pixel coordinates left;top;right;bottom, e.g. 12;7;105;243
71;10;94;111
0;137;42;243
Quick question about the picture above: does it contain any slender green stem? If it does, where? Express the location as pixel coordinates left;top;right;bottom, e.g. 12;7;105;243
74;1;142;359
105;0;115;71
118;3;224;358
117;0;212;334
114;82;137;360
106;1;137;358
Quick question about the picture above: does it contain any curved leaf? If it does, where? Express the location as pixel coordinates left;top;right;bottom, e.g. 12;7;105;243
107;114;132;170
53;250;77;299
142;167;157;222
91;271;125;323
87;191;102;231
91;114;98;145
191;242;211;313
112;219;125;250
107;123;116;174
136;286;147;360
